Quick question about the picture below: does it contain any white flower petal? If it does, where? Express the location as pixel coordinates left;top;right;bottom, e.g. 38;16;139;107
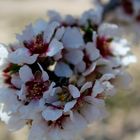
66;112;87;132
33;19;47;35
29;120;47;140
44;21;60;43
110;39;130;56
54;51;62;61
8;48;38;65
16;85;26;101
98;23;119;38
38;98;46;110
0;44;8;58
47;38;64;57
69;85;80;98
76;61;86;73
62;27;84;49
80;103;106;123
54;27;65;40
113;71;132;89
92;80;104;97
122;55;137;66
0;111;10;123
69;110;74;121
19;65;34;83
60;114;81;138
16;24;34;42
64;50;84;65
42;107;63;121
48;128;65;140
80;82;92;93
43;82;58;99
108;57;121;67
85;97;107;114
77;76;86;87
47;10;62;22
65;15;76;25
79;8;103;26
64;100;77;112
52;101;62;106
92;31;97;43
0;44;8;66
102;81;116;96
19;101;40;120
43;92;57;104
0;88;21;114
38;63;49;81
100;73;115;82
11;74;22;89
43;82;56;100
54;62;73;77
85;43;100;61
84;96;105;107
83;62;97;76
7;115;26;131
49;82;56;96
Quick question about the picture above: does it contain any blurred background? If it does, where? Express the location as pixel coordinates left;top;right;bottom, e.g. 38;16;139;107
0;0;140;140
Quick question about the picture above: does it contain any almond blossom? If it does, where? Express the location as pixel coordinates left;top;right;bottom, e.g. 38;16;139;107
107;0;140;44
114;0;140;23
9;21;64;65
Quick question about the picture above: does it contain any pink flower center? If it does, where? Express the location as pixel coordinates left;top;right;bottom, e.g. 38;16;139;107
24;33;48;54
97;37;112;58
26;80;49;101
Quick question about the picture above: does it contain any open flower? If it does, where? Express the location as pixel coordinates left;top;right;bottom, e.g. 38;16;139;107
17;64;51;102
41;84;81;122
9;21;64;65
80;42;100;76
114;0;140;23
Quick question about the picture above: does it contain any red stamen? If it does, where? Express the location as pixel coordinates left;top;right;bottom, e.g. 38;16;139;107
24;34;49;54
96;37;112;58
26;80;49;101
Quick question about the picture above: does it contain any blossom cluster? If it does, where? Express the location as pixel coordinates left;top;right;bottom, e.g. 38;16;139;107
115;0;140;23
0;9;136;140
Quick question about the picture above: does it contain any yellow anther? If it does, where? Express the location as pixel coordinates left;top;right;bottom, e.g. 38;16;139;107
59;94;67;102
